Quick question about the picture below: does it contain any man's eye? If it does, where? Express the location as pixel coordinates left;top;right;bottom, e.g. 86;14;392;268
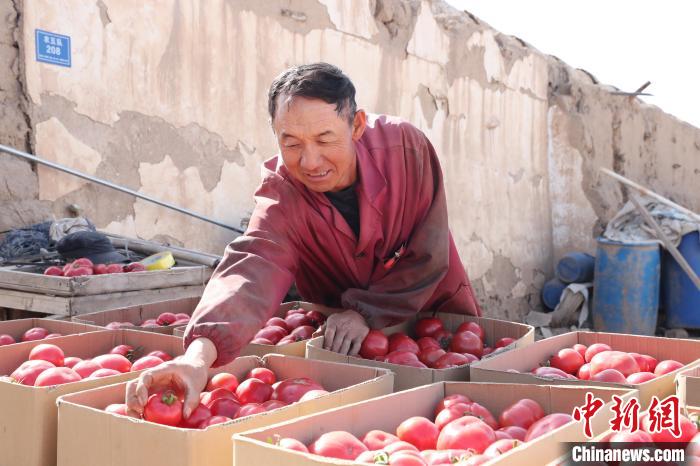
285;143;300;148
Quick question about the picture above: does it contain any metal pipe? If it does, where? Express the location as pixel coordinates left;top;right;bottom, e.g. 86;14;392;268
0;143;244;233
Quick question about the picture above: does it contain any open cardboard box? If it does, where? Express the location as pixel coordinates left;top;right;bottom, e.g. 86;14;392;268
0;317;103;343
470;331;700;406
173;301;341;357
234;381;637;466
675;365;700;411
56;354;394;466
72;297;201;335
306;312;534;391
0;329;184;466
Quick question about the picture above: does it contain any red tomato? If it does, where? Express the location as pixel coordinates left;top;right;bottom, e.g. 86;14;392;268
279;437;309;453
109;344;134;358
498;426;527;441
207;372;241;393
591;368;627;383
433;352;470;369
463;402;499;430
435;403;471;431
422;449;472;465
247;368;275;385
584;343;612;362
63;356;82;368
305;310;326;327
389;452;427;466
73;360;101;378
608;431;653;442
44;266;64;276
0;334;16;346
397;416;439;450
73;258;93;268
654;360;684;375
64;265;93;277
549;348;585;374
290;325;315;340
431;329;453;350
495;337;516;349
123;262;146;273
628;353;653;373
144;391;182;426
87;368;122;379
277;334;302;345
236;378;273;404
272;377;324;403
309;431;368;460
449;331;483;358
355;450;384;463
590;351;640;377
525;413;574;441
419;348;446;367
457;322;485;341
265;317;290;331
642;413;698;443
532;366;574;379
130;356;163;371
21;327;49;342
389;334;420;354
92;354;132;373
285;313;311;329
362;430;400;450
483;438;521;458
155;312;176;326
34;367;82;386
201;388;238;406
434;394;472;416
572;344;587;359
638;354;658;373
29;343;64;367
209;397;241;418
198;415;231;428
140;319;158;328
174;313;190;320
147;350;172;361
298;389;329;402
384;441;419;454
104;404;129;416
415;317;445;339
436;417;496;453
383;350;423;366
417;337;441;352
10;360;55;385
482;347;494;356
360;330;390;359
105;264;124;273
499;399;543;429
494;430;512;441
626;372;657;384
179;403;212;428
236;403;266;418
250;337;273;345
577;363;592;380
261;400;287;411
254;326;288;344
286;308;307;317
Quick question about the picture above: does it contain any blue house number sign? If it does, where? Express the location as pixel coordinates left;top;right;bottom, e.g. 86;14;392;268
35;29;71;67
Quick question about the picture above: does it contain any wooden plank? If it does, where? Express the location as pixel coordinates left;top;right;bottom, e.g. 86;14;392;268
0;284;204;316
0;266;211;296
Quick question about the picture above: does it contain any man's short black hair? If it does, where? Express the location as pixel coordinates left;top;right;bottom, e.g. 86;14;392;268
268;63;357;124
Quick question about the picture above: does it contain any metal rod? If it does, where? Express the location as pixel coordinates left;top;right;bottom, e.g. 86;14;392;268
0;143;244;233
630;194;700;291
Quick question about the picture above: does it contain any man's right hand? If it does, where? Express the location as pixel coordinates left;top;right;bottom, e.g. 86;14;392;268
125;337;216;419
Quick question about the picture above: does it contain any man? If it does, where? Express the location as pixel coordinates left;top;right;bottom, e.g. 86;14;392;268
126;63;480;418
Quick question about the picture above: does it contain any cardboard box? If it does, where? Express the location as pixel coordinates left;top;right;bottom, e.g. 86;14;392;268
306;312;535;391
0;317;102;343
0;329;184;466
56;354;394;466
73;297;200;335
470;331;700;406
675;364;700;410
173;301;340;357
234;382;637;466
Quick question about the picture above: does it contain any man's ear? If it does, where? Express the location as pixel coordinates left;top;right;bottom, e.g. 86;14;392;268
351;109;367;141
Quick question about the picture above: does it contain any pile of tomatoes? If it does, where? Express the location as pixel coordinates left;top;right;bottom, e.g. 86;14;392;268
530;343;684;383
105;369;328;429
358;317;516;369
0;326;64;346
105;311;191;330
44;258;146;277
275;393;573;465
251;308;326;346
5;343;173;386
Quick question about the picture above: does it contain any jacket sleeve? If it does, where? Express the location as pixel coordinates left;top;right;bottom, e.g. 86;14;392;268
340;129;451;329
183;178;298;367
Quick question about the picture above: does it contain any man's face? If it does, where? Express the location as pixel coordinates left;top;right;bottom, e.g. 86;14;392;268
272;95;366;193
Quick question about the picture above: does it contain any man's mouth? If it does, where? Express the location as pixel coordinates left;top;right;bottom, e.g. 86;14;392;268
306;170;330;179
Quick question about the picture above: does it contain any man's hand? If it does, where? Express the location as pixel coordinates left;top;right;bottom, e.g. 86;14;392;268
322;309;369;356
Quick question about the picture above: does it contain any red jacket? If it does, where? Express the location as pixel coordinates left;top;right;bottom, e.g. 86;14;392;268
185;115;481;366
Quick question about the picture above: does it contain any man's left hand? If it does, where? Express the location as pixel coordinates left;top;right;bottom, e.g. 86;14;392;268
321;309;369;356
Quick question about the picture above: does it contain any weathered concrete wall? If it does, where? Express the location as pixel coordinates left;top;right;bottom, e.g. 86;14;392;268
12;0;700;320
0;0;52;232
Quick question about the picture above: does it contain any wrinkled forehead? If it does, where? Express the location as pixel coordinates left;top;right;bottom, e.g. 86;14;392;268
273;95;349;137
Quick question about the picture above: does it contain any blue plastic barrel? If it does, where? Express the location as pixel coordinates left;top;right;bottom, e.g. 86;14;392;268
556;252;595;283
592;238;660;335
541;278;567;310
661;231;700;328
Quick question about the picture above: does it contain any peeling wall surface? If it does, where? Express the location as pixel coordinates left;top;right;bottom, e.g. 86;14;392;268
14;0;700;320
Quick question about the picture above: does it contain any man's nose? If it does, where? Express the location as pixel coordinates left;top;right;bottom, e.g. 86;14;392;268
300;145;323;171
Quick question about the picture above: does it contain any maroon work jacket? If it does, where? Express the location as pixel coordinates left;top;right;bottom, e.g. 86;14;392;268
185;115;481;366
